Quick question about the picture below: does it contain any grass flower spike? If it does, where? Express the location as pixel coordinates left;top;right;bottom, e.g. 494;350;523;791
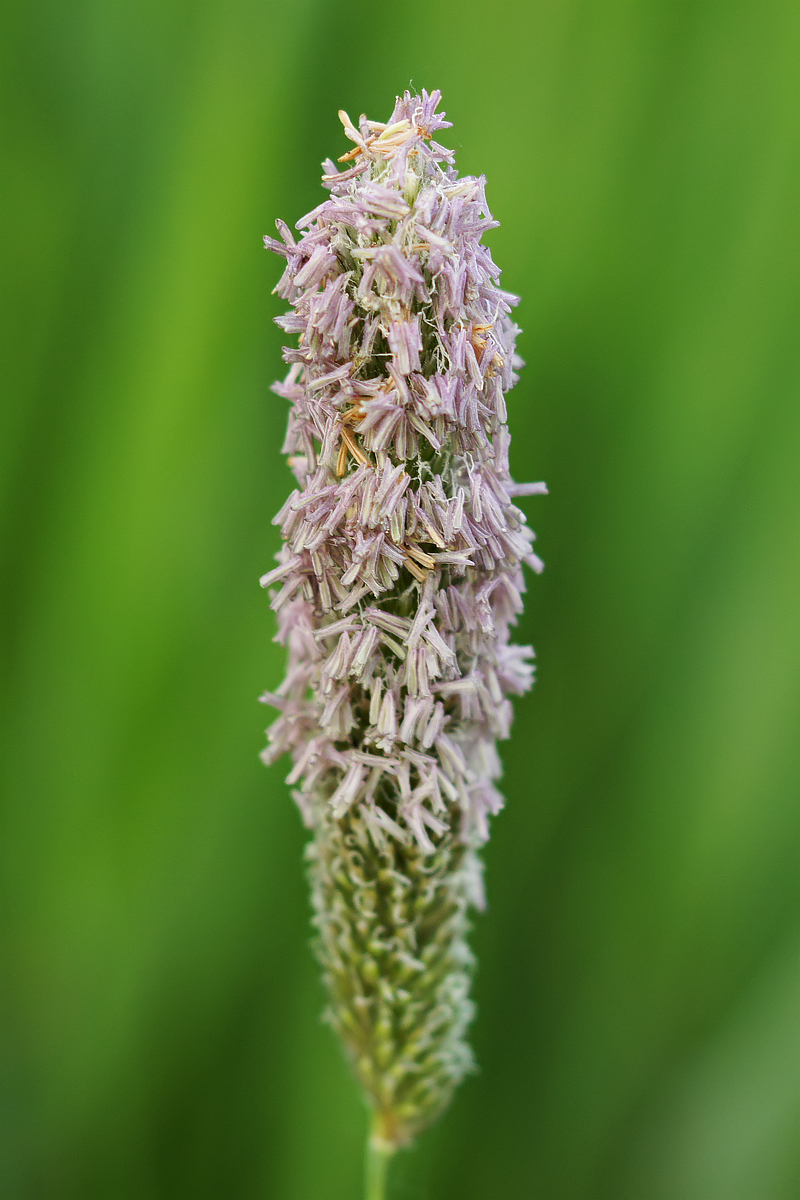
261;89;544;1190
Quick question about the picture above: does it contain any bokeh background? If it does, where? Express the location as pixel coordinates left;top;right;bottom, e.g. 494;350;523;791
2;0;800;1196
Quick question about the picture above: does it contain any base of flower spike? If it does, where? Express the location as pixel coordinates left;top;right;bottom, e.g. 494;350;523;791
309;802;476;1147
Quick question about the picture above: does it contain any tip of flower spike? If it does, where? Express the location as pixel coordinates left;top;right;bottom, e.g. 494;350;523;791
326;90;454;180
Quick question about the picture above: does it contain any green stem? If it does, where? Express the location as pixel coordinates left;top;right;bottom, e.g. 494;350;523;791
364;1114;393;1200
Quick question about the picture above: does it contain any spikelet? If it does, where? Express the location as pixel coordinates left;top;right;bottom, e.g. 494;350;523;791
261;89;544;1149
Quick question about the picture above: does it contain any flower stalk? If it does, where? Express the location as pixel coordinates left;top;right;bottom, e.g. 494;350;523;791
365;1114;392;1200
261;89;544;1185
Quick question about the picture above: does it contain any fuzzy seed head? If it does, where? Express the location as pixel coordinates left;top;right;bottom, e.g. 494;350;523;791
261;89;544;1146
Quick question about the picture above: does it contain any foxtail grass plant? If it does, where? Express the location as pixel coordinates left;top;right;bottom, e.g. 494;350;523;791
261;90;544;1199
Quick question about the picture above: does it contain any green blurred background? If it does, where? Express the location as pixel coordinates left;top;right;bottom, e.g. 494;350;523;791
2;0;800;1196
